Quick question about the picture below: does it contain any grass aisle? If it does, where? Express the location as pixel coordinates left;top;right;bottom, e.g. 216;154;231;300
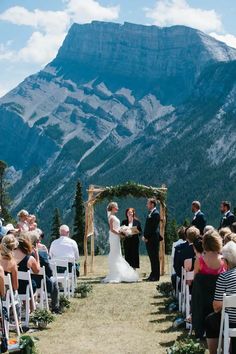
36;256;180;354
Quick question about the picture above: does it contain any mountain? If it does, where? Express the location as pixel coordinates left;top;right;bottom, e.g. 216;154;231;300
1;21;236;246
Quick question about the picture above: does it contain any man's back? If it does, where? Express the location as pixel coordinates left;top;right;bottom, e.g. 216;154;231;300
49;236;79;261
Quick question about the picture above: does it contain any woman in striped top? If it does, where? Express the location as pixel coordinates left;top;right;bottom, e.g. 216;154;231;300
206;241;236;354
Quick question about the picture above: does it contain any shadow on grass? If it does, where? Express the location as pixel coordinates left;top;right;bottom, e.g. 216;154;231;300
149;314;175;323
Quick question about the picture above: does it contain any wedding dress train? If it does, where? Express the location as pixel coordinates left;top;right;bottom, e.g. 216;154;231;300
103;215;139;283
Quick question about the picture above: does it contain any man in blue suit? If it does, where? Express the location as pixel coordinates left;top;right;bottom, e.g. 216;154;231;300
191;201;206;235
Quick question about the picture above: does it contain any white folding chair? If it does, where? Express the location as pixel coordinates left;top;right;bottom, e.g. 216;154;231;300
175;276;180;300
64;257;77;297
179;267;185;312
18;270;36;327
185;271;194;331
31;266;49;311
3;274;21;339
49;259;69;297
217;293;236;354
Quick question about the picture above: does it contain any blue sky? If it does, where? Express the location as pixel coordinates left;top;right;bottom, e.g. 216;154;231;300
0;0;236;97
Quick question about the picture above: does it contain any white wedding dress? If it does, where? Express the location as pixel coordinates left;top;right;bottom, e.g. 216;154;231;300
103;215;139;283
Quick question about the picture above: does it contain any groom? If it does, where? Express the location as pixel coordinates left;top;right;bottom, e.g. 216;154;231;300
143;198;160;282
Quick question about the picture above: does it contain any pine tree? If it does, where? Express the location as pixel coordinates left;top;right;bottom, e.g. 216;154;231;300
0;160;14;224
72;180;85;254
50;208;61;244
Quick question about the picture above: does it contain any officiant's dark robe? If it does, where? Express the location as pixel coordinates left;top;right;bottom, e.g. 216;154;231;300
121;219;142;268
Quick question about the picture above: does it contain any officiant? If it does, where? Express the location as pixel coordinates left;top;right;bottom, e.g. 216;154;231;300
121;208;142;270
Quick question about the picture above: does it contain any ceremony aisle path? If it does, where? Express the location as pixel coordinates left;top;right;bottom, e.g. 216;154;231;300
36;256;180;354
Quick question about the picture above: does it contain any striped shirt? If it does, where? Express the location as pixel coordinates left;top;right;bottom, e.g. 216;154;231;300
214;268;236;323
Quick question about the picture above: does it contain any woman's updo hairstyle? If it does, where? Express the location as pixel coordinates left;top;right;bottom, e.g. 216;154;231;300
1;234;19;259
107;202;118;212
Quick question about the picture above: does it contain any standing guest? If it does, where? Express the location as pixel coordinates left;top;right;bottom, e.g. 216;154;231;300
194;230;226;276
17;210;30;232
206;241;236;354
49;225;79;262
219;201;236;229
191;201;206;235
174;226;200;277
121;208;142;270
143;198;160;282
14;233;40;294
0;234;18;290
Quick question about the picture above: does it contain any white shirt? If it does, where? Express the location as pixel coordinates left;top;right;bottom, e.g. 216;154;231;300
49;236;79;261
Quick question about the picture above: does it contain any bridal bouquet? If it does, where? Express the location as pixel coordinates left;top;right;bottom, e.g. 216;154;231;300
119;225;139;238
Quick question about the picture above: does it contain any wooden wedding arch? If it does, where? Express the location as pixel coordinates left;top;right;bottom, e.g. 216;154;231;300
83;182;167;276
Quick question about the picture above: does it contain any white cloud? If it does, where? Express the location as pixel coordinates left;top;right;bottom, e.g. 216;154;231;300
0;6;69;34
0;1;120;66
65;0;120;24
17;32;67;65
145;0;222;32
210;32;236;49
145;0;236;49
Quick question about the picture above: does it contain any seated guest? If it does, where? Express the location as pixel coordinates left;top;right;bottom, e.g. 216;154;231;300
29;232;60;313
223;232;236;245
219;227;231;241
13;233;40;294
194;230;226;276
17;210;30;232
0;234;18;291
191;201;206;235
28;215;37;231
206;241;236;354
204;225;215;234
36;229;48;256
174;226;200;277
0;265;5;296
171;226;187;274
49;225;79;262
219;201;236;230
121;208;142;270
231;222;236;234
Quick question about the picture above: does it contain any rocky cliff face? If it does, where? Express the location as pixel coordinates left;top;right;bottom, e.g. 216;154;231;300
1;21;236;245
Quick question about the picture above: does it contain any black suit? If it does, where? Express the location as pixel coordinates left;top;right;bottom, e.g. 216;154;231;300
191;211;206;234
144;208;160;280
173;241;195;278
121;219;142;268
219;210;236;229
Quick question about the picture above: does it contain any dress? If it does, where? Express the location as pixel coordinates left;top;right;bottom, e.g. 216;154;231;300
17;255;37;294
103;215;139;283
121;219;141;268
199;255;226;275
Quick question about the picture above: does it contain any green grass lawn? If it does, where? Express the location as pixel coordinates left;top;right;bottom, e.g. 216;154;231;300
35;256;183;354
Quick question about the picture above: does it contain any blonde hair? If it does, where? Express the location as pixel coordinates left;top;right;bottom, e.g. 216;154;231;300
27;231;40;247
219;227;231;239
107;202;118;212
186;226;200;243
17;209;29;218
203;230;222;253
1;234;19;259
223;233;236;245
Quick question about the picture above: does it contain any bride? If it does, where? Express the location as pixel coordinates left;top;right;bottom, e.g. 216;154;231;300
103;202;139;283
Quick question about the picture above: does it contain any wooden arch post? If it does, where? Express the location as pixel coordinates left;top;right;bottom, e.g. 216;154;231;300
159;185;167;275
84;185;95;276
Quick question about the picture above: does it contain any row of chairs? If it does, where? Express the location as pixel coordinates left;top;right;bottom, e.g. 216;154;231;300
176;267;236;353
0;257;77;341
